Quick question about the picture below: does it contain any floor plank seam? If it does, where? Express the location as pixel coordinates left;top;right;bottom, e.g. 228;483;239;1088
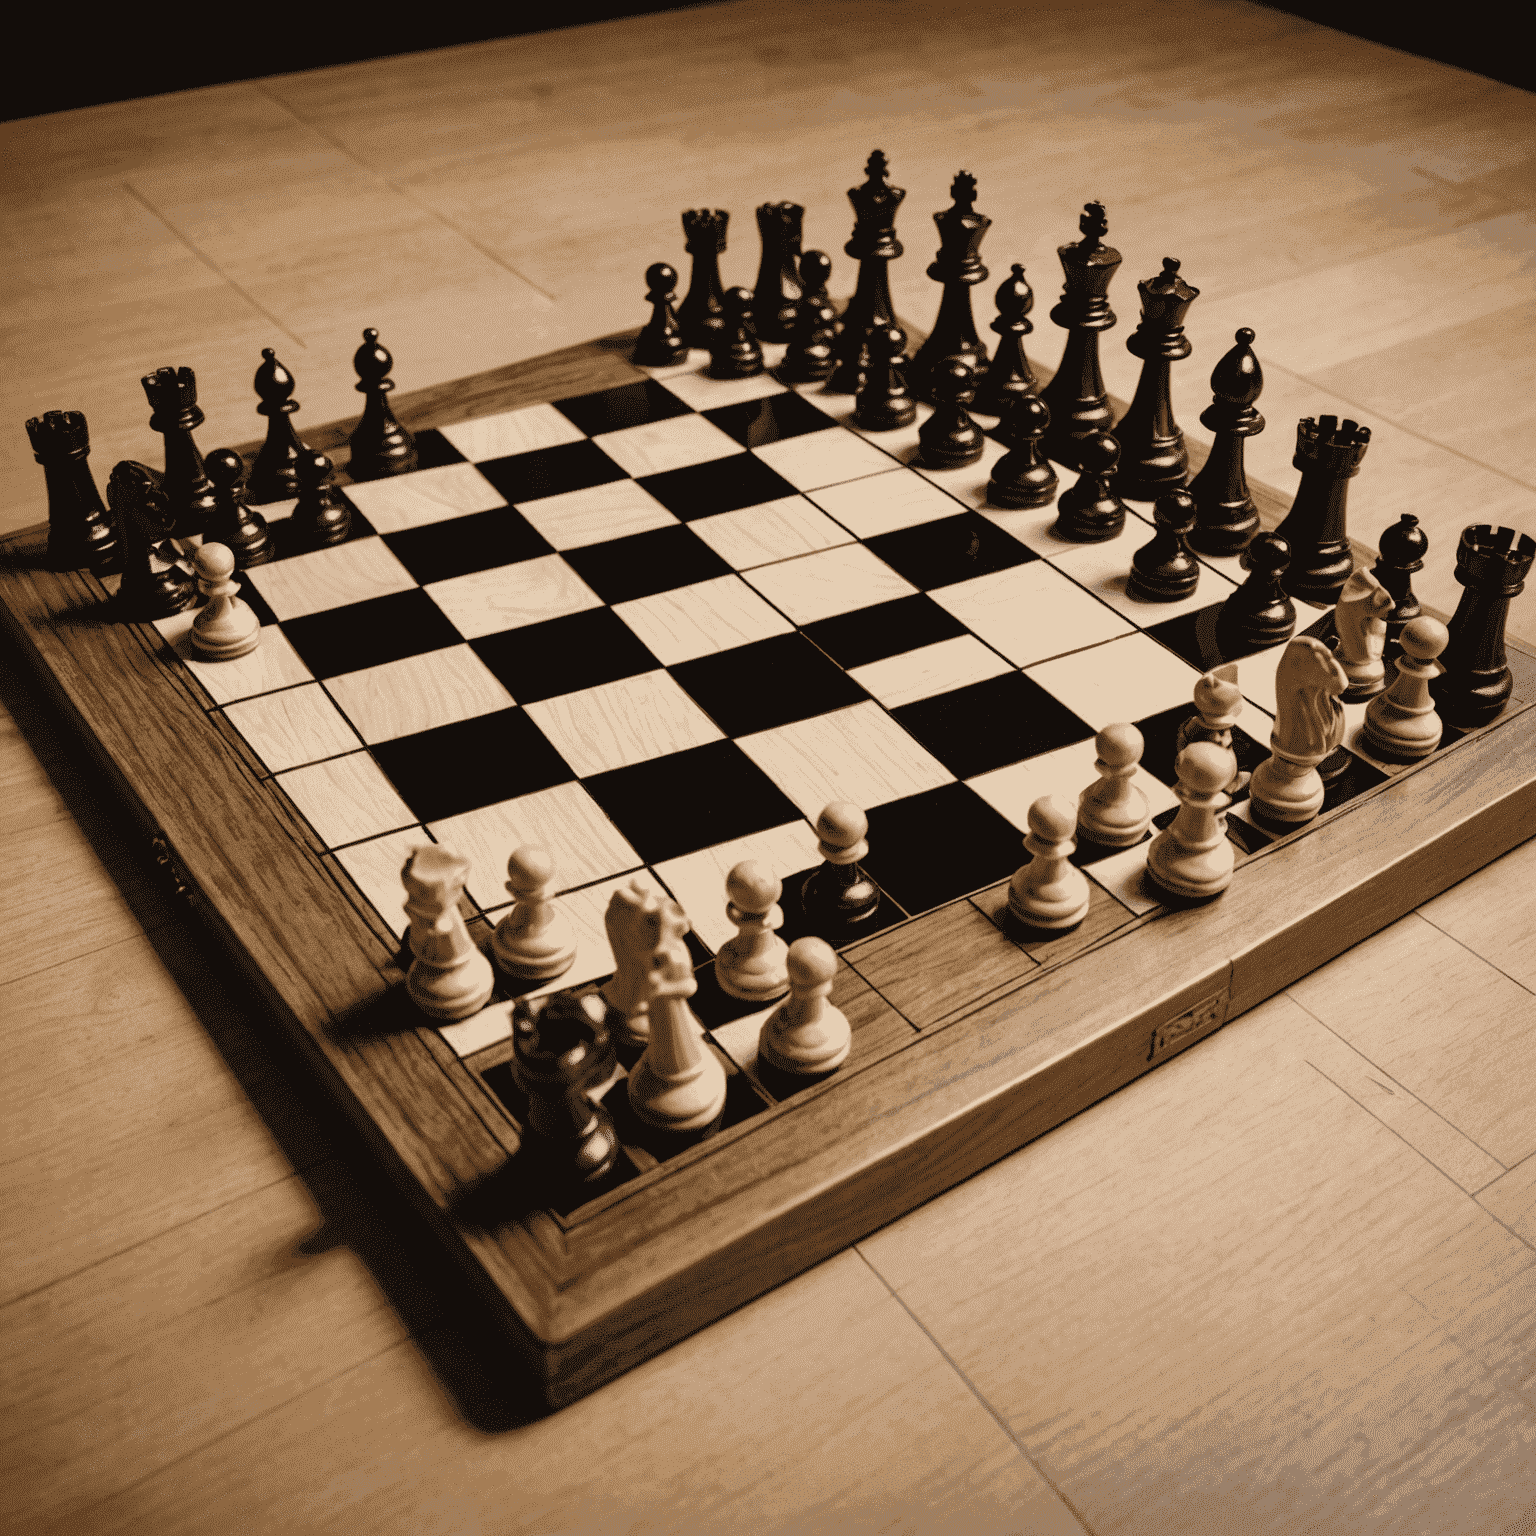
1415;909;1536;1002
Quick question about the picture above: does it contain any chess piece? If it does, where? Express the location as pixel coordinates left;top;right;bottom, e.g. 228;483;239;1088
248;348;309;504
751;201;805;343
987;391;1057;508
677;208;729;350
1364;616;1448;761
826;150;906;394
758;937;851;1076
141;366;217;539
348;328;417;481
1333;567;1393;700
203;448;273;568
627;921;727;1136
26;410;119;573
1146;742;1238;899
491;845;577;982
1273;415;1370;607
108;461;196;619
1187;328;1264;556
1175;662;1247;795
801;801;881;937
190;542;261;659
600;879;667;1050
1429;523;1536;728
633;262;689;367
716;861;791;1002
798;248;833;313
1128;489;1201;601
1077;723;1152;848
1053;430;1127;542
1371;513;1427;656
1249;636;1347;828
401;844;495;1021
917;359;984;468
853;325;917;430
777;297;839;384
709;286;765;379
1008;796;1091;930
289;451;352;549
1039;202;1122;469
909;171;991;401
971;263;1038;417
1214;532;1295;656
1111;258;1200;502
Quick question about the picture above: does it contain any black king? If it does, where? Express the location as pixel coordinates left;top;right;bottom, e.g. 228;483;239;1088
910;170;991;402
826;150;906;395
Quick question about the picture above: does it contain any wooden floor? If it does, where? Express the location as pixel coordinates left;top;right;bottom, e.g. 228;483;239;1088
4;1;1536;1529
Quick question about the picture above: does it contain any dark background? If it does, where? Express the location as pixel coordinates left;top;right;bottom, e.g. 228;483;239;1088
5;1;1528;122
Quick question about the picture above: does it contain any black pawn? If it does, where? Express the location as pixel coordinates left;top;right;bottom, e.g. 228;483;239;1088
26;410;119;573
709;287;764;379
776;297;838;384
512;992;619;1194
799;249;833;314
290;451;351;549
248;349;309;504
1187;327;1264;555
633;262;689;367
1053;431;1127;543
854;325;916;430
917;360;984;469
107;461;195;619
204;449;274;568
142;366;217;539
1129;490;1201;602
801;805;881;938
987;393;1057;509
1371;513;1427;652
348;328;417;482
1215;531;1296;656
971;263;1037;417
751;201;805;343
676;208;730;350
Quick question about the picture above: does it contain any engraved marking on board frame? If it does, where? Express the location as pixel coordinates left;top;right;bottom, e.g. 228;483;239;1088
1147;991;1229;1061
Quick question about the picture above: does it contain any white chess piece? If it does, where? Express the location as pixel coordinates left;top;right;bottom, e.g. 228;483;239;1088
1333;567;1393;700
1146;742;1238;899
401;844;494;1020
1364;616;1448;761
758;937;851;1076
600;879;665;1048
1177;661;1247;792
491;845;576;981
716;861;790;1002
1008;795;1091;930
189;541;261;659
1076;722;1151;848
1250;636;1348;827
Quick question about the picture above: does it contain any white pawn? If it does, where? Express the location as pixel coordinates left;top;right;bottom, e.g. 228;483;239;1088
1334;567;1393;700
716;861;790;1001
491;845;576;981
1008;796;1092;930
628;929;727;1133
1077;722;1151;848
1364;616;1448;761
189;541;261;659
401;844;494;1020
1177;661;1247;793
759;937;851;1076
1147;742;1237;899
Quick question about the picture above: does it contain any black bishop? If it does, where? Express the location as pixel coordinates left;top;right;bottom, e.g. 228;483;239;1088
1187;327;1264;556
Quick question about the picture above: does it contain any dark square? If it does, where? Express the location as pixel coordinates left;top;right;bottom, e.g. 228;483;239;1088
1134;702;1271;788
472;607;661;703
638;453;801;521
865;511;1038;591
554;378;694;437
370;709;574;823
702;391;841;448
863;783;1025;913
281;587;465;679
802;594;970;669
891;672;1094;779
671;634;868;737
408;429;468;470
476;440;628;505
231;570;279;628
583;740;802;865
773;865;908;949
383;507;553;586
1318;750;1390;815
563;524;731;603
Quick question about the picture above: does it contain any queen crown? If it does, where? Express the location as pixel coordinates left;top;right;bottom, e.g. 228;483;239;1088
1135;258;1199;329
26;409;89;458
1295;414;1371;474
682;208;729;252
141;366;198;415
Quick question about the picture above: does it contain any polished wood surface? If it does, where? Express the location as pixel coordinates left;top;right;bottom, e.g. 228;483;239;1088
5;0;1536;1527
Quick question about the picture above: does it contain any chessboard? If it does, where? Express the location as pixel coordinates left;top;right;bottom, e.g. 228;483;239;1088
4;328;1535;1408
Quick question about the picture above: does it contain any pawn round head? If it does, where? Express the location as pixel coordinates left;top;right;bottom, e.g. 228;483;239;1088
1400;615;1450;663
506;843;556;897
297;450;333;488
645;261;678;295
1082;431;1120;474
1026;794;1077;844
727;859;781;914
786;935;837;991
1236;327;1255;347
935;359;976;402
1008;393;1050;437
1153;489;1197;533
1175;740;1238;796
192;541;237;584
1247;531;1291;575
800;248;832;288
1095;721;1144;771
723;286;754;320
204;447;245;488
815;800;868;851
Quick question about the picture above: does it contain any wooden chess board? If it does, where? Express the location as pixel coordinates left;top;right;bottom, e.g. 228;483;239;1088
4;332;1534;1407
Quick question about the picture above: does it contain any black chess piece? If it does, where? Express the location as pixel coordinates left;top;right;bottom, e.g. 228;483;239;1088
776;297;838;384
853;325;917;430
1187;327;1264;556
1038;202;1122;469
909;171;991;402
1429;523;1536;728
1371;514;1427;654
917;360;984;468
1129;489;1201;601
825;150;906;394
676;208;729;350
633;262;689;367
1215;531;1297;656
141;367;217;539
801;803;881;938
751;202;805;343
971;263;1038;417
987;392;1057;509
247;349;309;504
1053;431;1127;542
1273;414;1370;607
1111;257;1200;502
25;410;119;573
709;287;765;379
798;249;833;315
290;451;351;549
107;461;196;619
204;448;274;568
348;329;417;481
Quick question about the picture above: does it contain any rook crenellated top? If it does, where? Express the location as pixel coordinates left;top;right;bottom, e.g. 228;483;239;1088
26;408;90;460
1294;414;1371;476
682;208;729;253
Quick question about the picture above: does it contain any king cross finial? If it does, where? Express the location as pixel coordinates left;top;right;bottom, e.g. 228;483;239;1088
949;171;977;211
864;149;890;184
1080;201;1109;248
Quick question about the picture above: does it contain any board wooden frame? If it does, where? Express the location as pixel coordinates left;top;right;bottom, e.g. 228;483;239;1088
5;334;1534;1406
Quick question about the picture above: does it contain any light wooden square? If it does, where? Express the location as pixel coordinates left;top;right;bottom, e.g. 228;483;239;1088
655;820;815;952
523;670;724;777
659;368;790;410
1026;633;1206;731
324;645;515;742
932;562;1136;667
744;542;915;625
333;827;432;938
590;413;740;476
850;635;1016;709
437;402;588;461
243;537;419;622
910;434;1010;508
275;751;417;847
688;496;852;570
751;427;899;492
514;478;679;549
154;609;312;704
337;462;507;536
424;553;602;639
807;466;968;540
222;683;361;772
1048;531;1240;625
613;575;794;665
967;737;1180;834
